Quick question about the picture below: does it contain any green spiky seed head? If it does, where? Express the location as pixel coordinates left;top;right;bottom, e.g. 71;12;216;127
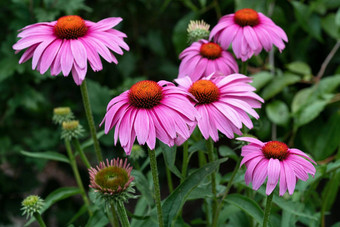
53;107;74;125
61;120;84;140
21;195;44;218
187;20;210;44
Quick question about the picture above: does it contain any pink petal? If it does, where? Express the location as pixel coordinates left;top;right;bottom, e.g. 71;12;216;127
279;161;288;196
70;39;87;69
289;148;316;164
252;159;269;190
266;158;280;195
134;109;150;145
236;137;264;147
283;160;296;195
39;39;62;74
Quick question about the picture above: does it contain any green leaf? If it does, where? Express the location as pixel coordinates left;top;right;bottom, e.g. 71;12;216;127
321;14;340;39
87;80;112;116
188;140;206;153
131;170;154;206
291;88;314;114
81;130;105;150
172;12;196;55
256;188;318;220
265;100;290;126
261;73;300;100
336;8;340;26
160;143;181;178
218;146;238;160
20;150;70;164
225;194;264;225
162;158;228;227
321;171;340;212
286;62;312;76
294;95;333;127
85;209;109;227
291;1;322;41
318;74;340;94
67;205;88;225
313;111;340;160
250;72;274;91
25;187;82;226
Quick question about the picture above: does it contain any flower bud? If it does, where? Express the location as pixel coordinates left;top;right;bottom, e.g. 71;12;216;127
21;195;44;218
187;20;210;44
53;107;74;125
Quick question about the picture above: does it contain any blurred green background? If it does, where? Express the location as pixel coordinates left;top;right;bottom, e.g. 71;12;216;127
1;0;340;226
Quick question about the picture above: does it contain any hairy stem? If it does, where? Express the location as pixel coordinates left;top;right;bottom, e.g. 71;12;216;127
64;139;92;216
148;148;164;227
181;141;189;183
212;157;241;227
80;80;103;162
207;138;217;222
115;201;130;227
33;212;46;227
72;138;91;168
262;193;274;227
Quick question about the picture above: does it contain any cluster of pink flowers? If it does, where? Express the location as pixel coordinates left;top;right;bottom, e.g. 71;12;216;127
13;8;315;197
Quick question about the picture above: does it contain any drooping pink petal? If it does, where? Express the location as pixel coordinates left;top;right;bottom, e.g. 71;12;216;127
266;158;280;195
252;159;269;190
283;160;296;195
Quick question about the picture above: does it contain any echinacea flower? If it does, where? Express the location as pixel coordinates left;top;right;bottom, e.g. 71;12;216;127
237;137;316;196
178;39;238;81
175;74;263;141
89;158;135;202
101;80;199;154
13;15;129;85
210;8;288;61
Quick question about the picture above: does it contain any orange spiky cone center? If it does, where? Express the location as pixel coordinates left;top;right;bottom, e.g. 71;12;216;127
262;141;289;160
200;42;222;59
54;15;88;39
189;80;220;104
128;80;163;109
234;8;259;27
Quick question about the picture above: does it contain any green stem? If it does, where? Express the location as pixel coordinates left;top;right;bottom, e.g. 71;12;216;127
148;148;164;227
115;201;130;227
262;193;274;227
64;139;92;216
33;212;46;227
241;61;248;75
80;80;103;162
207;138;217;221
181;141;189;183
212;157;241;227
107;204;119;227
72;138;91;169
165;165;174;193
213;0;222;18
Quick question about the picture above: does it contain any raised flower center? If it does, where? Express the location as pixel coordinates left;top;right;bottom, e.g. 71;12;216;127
94;166;129;191
234;8;259;27
128;80;163;109
200;42;222;59
262;141;289;161
54;15;88;39
189;80;220;104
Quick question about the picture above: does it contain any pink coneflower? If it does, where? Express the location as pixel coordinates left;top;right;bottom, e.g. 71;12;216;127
101;80;199;154
178;39;238;81
89;158;134;196
175;74;263;141
210;8;288;61
13;15;129;85
237;137;316;196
